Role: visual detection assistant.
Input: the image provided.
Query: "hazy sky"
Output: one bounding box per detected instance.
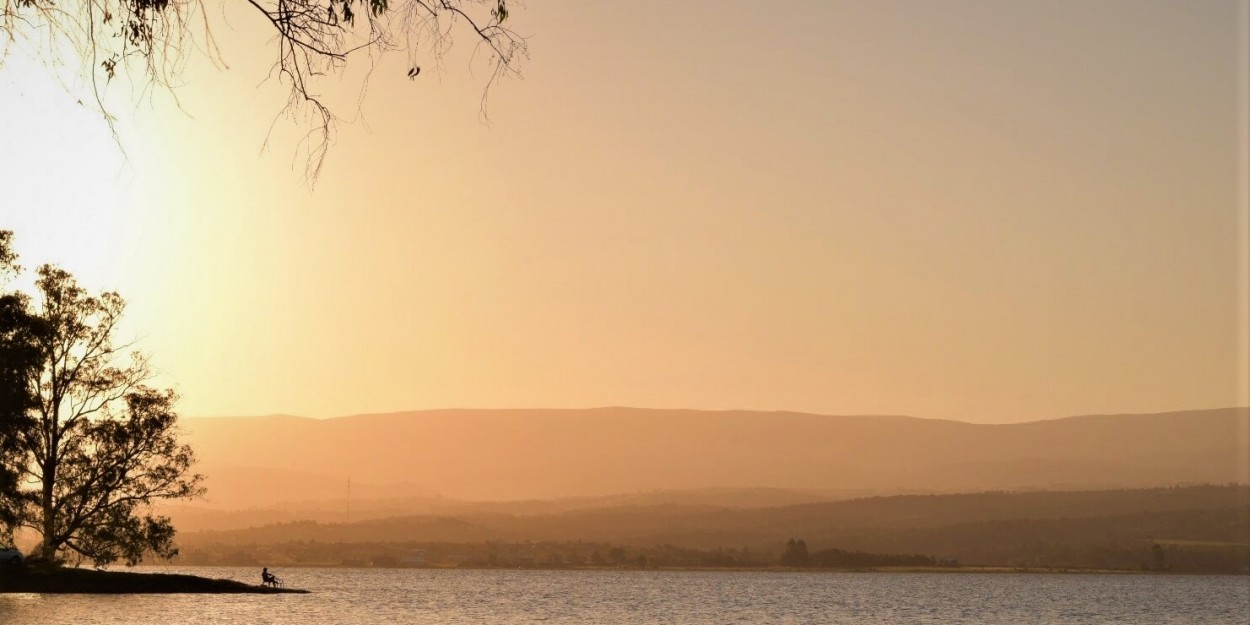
[1,1,1247,423]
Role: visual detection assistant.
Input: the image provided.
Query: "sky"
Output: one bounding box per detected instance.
[1,0,1247,423]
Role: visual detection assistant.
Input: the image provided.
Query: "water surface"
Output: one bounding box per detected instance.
[1,567,1246,624]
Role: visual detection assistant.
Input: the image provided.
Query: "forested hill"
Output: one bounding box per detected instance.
[176,485,1250,573]
[180,407,1248,505]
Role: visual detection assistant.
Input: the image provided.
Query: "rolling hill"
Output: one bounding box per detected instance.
[177,407,1249,510]
[174,485,1250,573]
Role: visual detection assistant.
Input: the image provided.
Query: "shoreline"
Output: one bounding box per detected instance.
[0,566,309,594]
[3,563,1233,594]
[141,563,1239,576]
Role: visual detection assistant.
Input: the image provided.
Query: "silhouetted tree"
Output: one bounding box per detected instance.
[608,546,626,565]
[1151,543,1166,571]
[780,538,810,567]
[0,233,42,538]
[0,231,204,564]
[1,0,527,179]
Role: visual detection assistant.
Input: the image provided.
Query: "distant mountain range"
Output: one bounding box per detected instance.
[177,407,1249,512]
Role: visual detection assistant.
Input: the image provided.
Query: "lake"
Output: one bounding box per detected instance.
[1,567,1247,624]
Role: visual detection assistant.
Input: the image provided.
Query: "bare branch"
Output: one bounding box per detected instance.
[2,0,528,182]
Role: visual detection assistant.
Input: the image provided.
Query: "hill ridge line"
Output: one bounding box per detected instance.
[184,405,1250,427]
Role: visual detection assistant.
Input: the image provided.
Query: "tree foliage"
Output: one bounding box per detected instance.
[779,537,809,567]
[0,231,204,564]
[0,232,40,538]
[0,0,527,178]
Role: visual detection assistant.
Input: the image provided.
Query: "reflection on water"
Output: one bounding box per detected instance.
[1,567,1247,625]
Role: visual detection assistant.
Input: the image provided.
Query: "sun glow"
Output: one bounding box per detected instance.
[0,48,146,294]
[2,2,1244,423]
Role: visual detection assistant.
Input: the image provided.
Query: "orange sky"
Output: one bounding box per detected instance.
[1,1,1247,423]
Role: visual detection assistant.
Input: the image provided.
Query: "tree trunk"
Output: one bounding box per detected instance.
[39,453,56,561]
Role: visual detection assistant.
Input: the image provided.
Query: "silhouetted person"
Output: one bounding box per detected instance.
[262,567,278,587]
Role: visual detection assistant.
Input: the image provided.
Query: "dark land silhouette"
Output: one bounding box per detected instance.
[171,485,1250,574]
[0,565,307,594]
